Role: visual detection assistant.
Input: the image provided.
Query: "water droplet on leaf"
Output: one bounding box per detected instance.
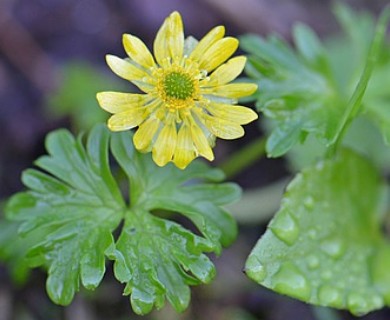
[321,238,345,259]
[307,255,319,269]
[321,270,332,280]
[318,285,343,307]
[272,262,311,300]
[245,254,266,283]
[347,293,369,316]
[303,196,315,209]
[270,211,299,245]
[316,161,325,171]
[308,229,318,240]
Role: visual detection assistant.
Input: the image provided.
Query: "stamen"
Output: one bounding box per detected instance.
[163,72,194,100]
[155,61,201,110]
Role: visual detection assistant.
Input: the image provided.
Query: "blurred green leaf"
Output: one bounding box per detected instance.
[0,218,31,284]
[242,3,390,158]
[240,30,342,157]
[330,5,390,150]
[5,125,239,315]
[324,4,376,96]
[245,149,390,316]
[293,23,327,72]
[286,116,390,173]
[365,61,390,145]
[46,61,126,130]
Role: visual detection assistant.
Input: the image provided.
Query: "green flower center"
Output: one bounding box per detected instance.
[163,72,194,100]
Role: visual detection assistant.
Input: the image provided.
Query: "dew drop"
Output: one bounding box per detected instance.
[200,70,208,79]
[370,294,384,309]
[347,293,369,316]
[269,211,299,246]
[347,292,383,315]
[316,161,325,171]
[307,255,319,269]
[318,285,343,307]
[321,270,332,280]
[244,255,267,283]
[320,238,345,259]
[308,229,318,240]
[303,196,315,209]
[272,262,311,300]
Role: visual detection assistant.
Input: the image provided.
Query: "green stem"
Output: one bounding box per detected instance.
[220,136,266,179]
[328,6,390,157]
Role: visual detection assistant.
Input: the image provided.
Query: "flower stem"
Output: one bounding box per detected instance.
[220,136,266,179]
[327,5,390,158]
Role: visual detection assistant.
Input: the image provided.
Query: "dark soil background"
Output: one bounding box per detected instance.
[0,0,389,319]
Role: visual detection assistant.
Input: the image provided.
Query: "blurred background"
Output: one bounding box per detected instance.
[0,0,389,319]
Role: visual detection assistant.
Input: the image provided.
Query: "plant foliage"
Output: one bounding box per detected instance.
[243,3,390,316]
[5,124,240,315]
[241,4,390,158]
[245,149,390,316]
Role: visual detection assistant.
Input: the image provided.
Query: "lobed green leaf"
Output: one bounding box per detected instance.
[5,124,239,314]
[6,125,124,304]
[108,130,239,313]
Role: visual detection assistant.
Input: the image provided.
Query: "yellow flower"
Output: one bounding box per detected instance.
[97,11,258,169]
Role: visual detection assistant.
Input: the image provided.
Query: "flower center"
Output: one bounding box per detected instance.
[163,72,194,100]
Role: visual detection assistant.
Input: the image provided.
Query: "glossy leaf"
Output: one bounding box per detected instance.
[6,125,124,304]
[245,149,390,315]
[5,124,239,314]
[108,129,239,314]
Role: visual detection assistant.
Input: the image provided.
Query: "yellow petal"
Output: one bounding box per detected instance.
[123,34,156,69]
[154,17,169,66]
[198,37,239,72]
[107,109,146,131]
[173,123,196,169]
[189,26,225,62]
[168,11,184,60]
[189,120,214,161]
[106,54,150,84]
[201,56,247,86]
[205,83,258,98]
[154,12,184,65]
[96,92,147,113]
[152,117,177,167]
[133,116,161,151]
[202,114,244,139]
[205,102,258,125]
